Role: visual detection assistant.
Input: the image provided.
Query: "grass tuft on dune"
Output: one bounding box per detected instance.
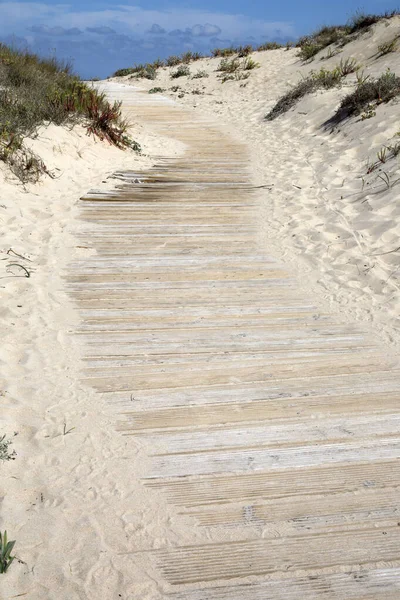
[0,44,139,182]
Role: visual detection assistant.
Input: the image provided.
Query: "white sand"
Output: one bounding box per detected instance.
[113,16,400,349]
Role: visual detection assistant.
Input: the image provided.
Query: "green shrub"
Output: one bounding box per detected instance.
[217,57,241,73]
[313,67,342,87]
[134,65,157,80]
[192,70,209,79]
[298,43,322,61]
[166,55,182,67]
[378,38,398,56]
[181,51,195,64]
[221,72,250,83]
[114,64,147,77]
[150,58,165,69]
[212,47,236,58]
[331,70,400,123]
[113,67,135,77]
[148,87,164,94]
[170,65,190,79]
[236,45,253,57]
[243,57,260,70]
[337,57,360,76]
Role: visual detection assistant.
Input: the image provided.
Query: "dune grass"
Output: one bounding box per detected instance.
[297,10,400,62]
[0,44,139,181]
[378,37,398,56]
[266,59,359,120]
[329,69,400,124]
[171,65,191,79]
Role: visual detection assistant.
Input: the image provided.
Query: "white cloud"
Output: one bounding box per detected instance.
[191,24,222,37]
[0,2,294,40]
[0,2,295,77]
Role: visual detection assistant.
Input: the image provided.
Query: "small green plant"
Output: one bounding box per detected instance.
[134,65,157,80]
[258,42,283,51]
[113,67,135,77]
[313,66,342,86]
[337,57,360,76]
[298,43,322,61]
[166,55,182,67]
[322,47,340,60]
[221,72,250,83]
[243,57,260,70]
[192,70,209,79]
[150,58,164,69]
[356,70,370,85]
[0,531,16,573]
[378,38,398,56]
[181,51,195,64]
[361,106,376,120]
[217,57,241,73]
[0,434,16,461]
[220,74,235,83]
[148,87,164,94]
[170,85,181,92]
[171,65,190,79]
[236,45,253,57]
[212,47,236,58]
[180,51,203,63]
[122,137,142,153]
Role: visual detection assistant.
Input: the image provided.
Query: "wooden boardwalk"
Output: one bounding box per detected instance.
[68,83,400,598]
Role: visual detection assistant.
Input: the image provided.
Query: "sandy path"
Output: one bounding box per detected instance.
[3,82,400,598]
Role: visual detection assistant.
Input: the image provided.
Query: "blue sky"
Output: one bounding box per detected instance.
[0,1,398,78]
